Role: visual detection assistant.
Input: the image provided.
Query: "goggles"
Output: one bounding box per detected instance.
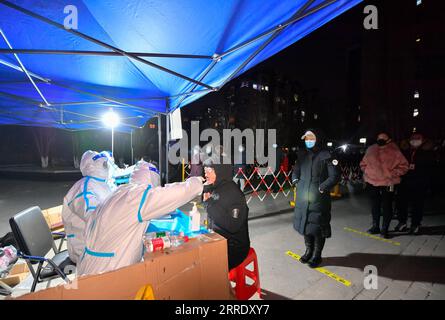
[92,153,108,161]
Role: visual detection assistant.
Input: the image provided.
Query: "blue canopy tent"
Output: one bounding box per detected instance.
[0,0,362,177]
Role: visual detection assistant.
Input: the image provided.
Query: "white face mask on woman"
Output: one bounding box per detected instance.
[410,140,422,148]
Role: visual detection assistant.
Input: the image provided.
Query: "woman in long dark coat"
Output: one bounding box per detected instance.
[292,129,340,268]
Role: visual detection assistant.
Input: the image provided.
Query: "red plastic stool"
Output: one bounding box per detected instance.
[228,247,261,300]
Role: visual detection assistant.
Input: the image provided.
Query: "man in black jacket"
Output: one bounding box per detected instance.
[203,158,250,271]
[395,133,434,234]
[292,129,340,268]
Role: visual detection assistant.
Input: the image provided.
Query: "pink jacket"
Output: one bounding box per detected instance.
[360,142,409,187]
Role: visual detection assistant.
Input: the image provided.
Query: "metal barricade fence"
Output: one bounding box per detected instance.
[180,160,364,204]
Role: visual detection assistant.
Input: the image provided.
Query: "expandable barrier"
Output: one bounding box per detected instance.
[181,161,363,204]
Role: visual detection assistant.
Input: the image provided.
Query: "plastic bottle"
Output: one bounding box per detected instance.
[144,234,189,253]
[189,202,201,232]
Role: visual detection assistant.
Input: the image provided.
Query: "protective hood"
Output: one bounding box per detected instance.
[130,160,160,187]
[79,150,109,179]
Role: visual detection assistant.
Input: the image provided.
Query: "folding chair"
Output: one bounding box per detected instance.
[9,206,76,292]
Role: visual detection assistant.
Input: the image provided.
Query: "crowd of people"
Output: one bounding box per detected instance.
[61,128,440,277]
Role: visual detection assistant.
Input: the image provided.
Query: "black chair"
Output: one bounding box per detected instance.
[9,206,76,292]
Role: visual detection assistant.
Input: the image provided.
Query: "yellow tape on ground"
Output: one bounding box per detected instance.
[285,251,352,287]
[343,227,401,246]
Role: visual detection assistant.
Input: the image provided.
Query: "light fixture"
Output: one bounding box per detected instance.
[102,110,120,128]
[327,142,333,147]
[414,91,420,99]
[360,138,367,144]
[341,144,348,152]
[413,108,419,117]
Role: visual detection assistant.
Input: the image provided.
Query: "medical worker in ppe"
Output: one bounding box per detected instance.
[101,150,136,189]
[77,160,204,276]
[62,150,113,264]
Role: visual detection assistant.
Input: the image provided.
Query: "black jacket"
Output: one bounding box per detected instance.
[400,144,434,188]
[292,146,340,238]
[204,162,250,270]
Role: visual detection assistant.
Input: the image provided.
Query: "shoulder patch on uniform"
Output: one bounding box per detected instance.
[332,159,339,166]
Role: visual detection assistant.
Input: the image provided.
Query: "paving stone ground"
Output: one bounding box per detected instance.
[1,178,444,300]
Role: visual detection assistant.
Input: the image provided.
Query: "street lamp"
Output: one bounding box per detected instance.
[102,110,120,156]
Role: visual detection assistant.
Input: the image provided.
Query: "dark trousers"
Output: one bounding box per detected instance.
[397,182,426,227]
[368,184,394,231]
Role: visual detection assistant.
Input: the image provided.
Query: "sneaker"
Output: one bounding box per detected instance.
[381,230,390,239]
[367,226,380,234]
[394,222,407,232]
[410,225,421,235]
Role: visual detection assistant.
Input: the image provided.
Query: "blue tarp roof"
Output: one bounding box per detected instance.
[0,0,361,132]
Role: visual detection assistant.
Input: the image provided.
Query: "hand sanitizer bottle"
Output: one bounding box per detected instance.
[190,202,201,232]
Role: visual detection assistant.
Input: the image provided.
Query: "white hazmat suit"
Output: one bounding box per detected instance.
[62,150,113,264]
[77,161,204,276]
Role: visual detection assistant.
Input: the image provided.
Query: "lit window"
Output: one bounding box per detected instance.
[294,94,299,102]
[314,114,318,120]
[416,0,422,6]
[265,86,269,91]
[416,38,421,43]
[360,138,367,144]
[327,142,333,147]
[414,91,420,99]
[413,109,419,117]
[358,115,361,122]
[301,110,305,117]
[253,84,258,90]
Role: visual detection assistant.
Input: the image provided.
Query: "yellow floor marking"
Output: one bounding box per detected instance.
[343,227,401,246]
[286,251,352,287]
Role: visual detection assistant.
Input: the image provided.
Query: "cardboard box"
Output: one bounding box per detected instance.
[16,232,232,300]
[1,263,30,287]
[41,205,64,231]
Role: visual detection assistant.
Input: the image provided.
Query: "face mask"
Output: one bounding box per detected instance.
[410,140,422,148]
[377,139,387,146]
[305,140,316,149]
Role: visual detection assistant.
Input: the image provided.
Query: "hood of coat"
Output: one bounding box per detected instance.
[80,150,109,179]
[203,156,233,188]
[130,160,160,187]
[302,128,326,151]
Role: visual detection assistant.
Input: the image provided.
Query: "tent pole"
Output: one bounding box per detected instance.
[157,114,162,181]
[130,130,134,165]
[0,49,212,60]
[0,28,50,106]
[165,100,170,183]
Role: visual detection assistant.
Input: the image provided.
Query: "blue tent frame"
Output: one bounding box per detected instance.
[0,0,362,180]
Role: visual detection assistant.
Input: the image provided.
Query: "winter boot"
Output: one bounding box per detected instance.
[308,236,325,268]
[367,224,380,234]
[300,235,314,264]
